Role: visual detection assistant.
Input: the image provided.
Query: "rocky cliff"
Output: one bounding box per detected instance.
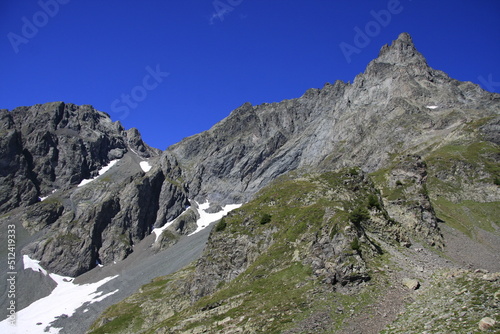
[167,32,498,206]
[0,102,192,276]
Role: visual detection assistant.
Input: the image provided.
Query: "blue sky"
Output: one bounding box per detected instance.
[1,0,499,149]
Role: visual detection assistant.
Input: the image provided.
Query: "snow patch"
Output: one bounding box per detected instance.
[39,189,58,202]
[140,161,152,172]
[77,159,120,187]
[152,201,242,241]
[23,255,48,275]
[0,256,119,334]
[189,201,242,236]
[152,206,191,243]
[426,105,439,109]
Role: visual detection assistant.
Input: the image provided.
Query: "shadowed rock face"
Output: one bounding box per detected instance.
[1,33,499,278]
[0,102,159,212]
[0,102,189,276]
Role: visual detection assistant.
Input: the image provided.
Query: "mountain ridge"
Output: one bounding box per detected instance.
[166,32,498,206]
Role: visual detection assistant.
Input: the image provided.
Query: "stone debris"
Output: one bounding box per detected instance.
[478,317,496,331]
[402,278,420,290]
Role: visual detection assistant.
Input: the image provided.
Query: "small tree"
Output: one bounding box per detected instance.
[349,206,370,227]
[350,237,361,252]
[367,194,381,211]
[260,213,272,225]
[348,167,359,176]
[215,217,227,232]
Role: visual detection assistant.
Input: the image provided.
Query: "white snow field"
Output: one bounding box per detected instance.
[0,256,118,334]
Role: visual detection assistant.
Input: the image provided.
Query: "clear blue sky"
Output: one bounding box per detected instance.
[1,0,499,149]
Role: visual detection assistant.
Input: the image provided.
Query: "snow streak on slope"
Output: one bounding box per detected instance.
[0,256,118,334]
[152,201,242,242]
[152,206,191,242]
[189,201,242,236]
[39,189,58,202]
[77,159,120,187]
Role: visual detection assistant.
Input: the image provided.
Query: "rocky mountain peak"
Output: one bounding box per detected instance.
[375,32,426,66]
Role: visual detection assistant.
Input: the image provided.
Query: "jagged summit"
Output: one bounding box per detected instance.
[376,32,426,65]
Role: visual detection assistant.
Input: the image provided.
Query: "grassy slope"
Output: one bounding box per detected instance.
[424,139,499,238]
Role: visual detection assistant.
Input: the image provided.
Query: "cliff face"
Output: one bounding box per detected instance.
[0,102,158,212]
[0,102,192,276]
[168,32,498,206]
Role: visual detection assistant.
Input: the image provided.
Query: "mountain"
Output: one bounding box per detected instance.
[1,33,499,333]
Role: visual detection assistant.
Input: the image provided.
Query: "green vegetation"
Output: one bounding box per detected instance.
[350,237,361,252]
[259,213,272,225]
[367,194,382,210]
[432,198,499,237]
[369,136,500,245]
[348,167,359,176]
[214,217,227,232]
[349,206,370,227]
[57,232,80,245]
[425,140,499,185]
[424,140,500,238]
[88,265,194,334]
[89,302,144,334]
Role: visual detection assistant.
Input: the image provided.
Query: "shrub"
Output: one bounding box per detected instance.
[396,180,403,186]
[349,207,370,226]
[350,237,361,252]
[215,218,227,232]
[348,167,359,176]
[367,194,381,210]
[494,177,500,186]
[259,213,272,225]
